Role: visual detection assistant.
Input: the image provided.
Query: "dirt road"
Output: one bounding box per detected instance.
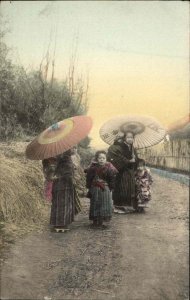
[1,174,189,300]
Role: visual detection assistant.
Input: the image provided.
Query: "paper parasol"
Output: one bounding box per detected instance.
[26,115,92,160]
[99,115,166,149]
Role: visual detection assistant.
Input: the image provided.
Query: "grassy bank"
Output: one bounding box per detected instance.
[0,142,50,253]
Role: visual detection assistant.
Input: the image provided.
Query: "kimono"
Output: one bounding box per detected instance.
[50,150,81,228]
[107,141,139,210]
[86,162,118,222]
[135,168,153,206]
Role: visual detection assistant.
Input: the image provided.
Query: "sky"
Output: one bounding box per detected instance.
[1,1,189,148]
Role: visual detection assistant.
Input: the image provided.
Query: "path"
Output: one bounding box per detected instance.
[1,174,189,300]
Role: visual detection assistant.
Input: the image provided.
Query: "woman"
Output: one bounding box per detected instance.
[50,149,81,232]
[107,132,139,213]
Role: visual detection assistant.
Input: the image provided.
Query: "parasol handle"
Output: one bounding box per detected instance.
[132,146,136,160]
[131,146,136,171]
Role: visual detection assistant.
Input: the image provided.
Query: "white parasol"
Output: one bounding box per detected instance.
[99,115,166,149]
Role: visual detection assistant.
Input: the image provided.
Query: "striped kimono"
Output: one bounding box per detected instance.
[107,141,139,211]
[86,162,118,222]
[50,150,81,228]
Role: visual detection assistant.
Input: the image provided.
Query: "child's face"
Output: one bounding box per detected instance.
[138,165,145,173]
[97,153,107,165]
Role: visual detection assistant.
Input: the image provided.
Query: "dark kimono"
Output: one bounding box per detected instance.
[107,141,139,210]
[50,150,81,228]
[86,162,118,222]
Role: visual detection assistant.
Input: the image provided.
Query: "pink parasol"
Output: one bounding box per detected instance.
[26,115,92,160]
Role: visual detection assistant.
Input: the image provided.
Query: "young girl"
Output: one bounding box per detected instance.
[86,150,118,227]
[135,159,153,211]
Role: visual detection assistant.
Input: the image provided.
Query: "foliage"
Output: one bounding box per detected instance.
[78,146,95,168]
[0,17,89,140]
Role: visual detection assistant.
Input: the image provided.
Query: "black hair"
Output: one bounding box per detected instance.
[113,132,135,145]
[57,149,72,160]
[123,131,135,138]
[94,150,107,161]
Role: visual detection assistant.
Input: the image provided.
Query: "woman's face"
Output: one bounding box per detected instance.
[125,132,134,144]
[97,153,107,165]
[71,146,77,155]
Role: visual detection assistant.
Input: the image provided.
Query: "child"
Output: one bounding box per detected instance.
[86,150,118,227]
[42,157,57,202]
[135,159,153,211]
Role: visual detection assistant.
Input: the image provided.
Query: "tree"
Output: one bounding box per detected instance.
[0,18,90,140]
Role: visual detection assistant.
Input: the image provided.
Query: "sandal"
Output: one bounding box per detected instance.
[54,227,70,233]
[114,208,126,214]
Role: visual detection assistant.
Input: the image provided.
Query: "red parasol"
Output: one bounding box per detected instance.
[25,116,92,160]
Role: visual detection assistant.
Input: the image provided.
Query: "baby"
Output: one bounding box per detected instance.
[42,157,57,202]
[135,159,153,209]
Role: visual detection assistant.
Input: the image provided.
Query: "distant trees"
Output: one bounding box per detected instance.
[0,16,89,140]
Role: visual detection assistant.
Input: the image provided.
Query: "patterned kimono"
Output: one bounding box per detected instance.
[135,168,153,206]
[107,141,139,210]
[86,162,118,222]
